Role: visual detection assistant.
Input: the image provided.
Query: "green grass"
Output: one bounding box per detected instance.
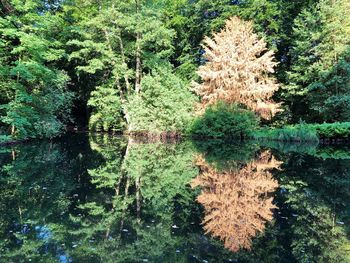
[309,122,350,138]
[253,122,350,142]
[253,125,319,142]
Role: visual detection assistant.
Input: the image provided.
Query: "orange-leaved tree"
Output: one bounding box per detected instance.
[194,17,281,119]
[191,151,281,252]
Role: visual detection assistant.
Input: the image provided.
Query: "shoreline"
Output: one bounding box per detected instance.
[2,131,350,147]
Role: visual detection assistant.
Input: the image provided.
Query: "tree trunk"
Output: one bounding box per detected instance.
[0,0,14,15]
[136,176,141,221]
[11,125,15,136]
[135,0,142,94]
[118,32,131,94]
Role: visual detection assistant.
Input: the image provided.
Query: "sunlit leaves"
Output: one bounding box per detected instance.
[194,17,281,119]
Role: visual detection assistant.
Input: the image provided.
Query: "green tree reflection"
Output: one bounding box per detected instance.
[0,141,76,262]
[276,154,350,262]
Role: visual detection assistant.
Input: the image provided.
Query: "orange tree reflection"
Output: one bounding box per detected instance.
[192,150,281,252]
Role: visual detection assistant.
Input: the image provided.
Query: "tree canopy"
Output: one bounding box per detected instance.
[0,0,349,140]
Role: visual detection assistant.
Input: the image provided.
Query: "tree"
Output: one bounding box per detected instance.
[125,67,196,135]
[284,0,350,123]
[0,0,73,139]
[194,17,281,119]
[87,85,124,132]
[192,151,280,252]
[65,0,179,132]
[163,0,286,81]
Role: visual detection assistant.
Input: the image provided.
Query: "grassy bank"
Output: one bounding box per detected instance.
[253,122,350,143]
[253,125,319,142]
[3,122,350,146]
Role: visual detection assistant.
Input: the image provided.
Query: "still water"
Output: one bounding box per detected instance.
[0,133,350,262]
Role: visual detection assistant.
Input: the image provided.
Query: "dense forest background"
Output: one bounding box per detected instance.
[1,0,350,141]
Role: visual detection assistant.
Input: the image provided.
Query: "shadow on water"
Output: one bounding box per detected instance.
[0,134,350,262]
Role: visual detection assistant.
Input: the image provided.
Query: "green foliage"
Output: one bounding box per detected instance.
[283,0,350,123]
[87,85,125,132]
[192,139,258,170]
[0,135,11,144]
[126,67,196,134]
[0,0,74,140]
[255,122,350,142]
[310,122,350,138]
[190,102,258,139]
[253,125,319,142]
[1,0,349,140]
[1,84,73,139]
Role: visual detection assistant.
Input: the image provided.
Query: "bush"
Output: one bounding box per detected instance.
[310,122,350,138]
[126,67,197,135]
[253,122,350,142]
[88,85,125,132]
[253,125,319,143]
[189,102,259,139]
[0,86,74,140]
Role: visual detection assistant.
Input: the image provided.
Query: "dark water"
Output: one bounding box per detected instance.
[1,134,350,263]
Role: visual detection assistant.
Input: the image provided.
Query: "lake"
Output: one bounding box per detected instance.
[0,133,349,262]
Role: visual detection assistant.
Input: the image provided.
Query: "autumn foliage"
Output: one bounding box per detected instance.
[192,151,281,252]
[194,17,281,119]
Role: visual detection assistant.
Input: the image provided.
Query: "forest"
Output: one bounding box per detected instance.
[1,0,350,142]
[2,1,350,261]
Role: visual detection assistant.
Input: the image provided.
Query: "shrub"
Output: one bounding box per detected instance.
[253,122,350,142]
[88,85,125,132]
[310,122,350,138]
[126,68,197,135]
[0,87,73,140]
[189,102,259,139]
[253,125,319,142]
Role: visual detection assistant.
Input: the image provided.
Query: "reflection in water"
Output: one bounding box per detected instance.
[0,134,350,262]
[66,134,200,262]
[192,151,281,252]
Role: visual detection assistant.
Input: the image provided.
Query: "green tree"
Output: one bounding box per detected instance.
[65,0,181,132]
[87,85,124,132]
[0,0,74,139]
[126,67,196,135]
[283,0,350,123]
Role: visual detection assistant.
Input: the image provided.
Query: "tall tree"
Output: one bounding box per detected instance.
[65,0,177,132]
[284,0,350,123]
[163,0,284,81]
[194,17,281,119]
[0,0,73,139]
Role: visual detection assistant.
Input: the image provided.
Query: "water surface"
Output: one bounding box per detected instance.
[0,134,350,262]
